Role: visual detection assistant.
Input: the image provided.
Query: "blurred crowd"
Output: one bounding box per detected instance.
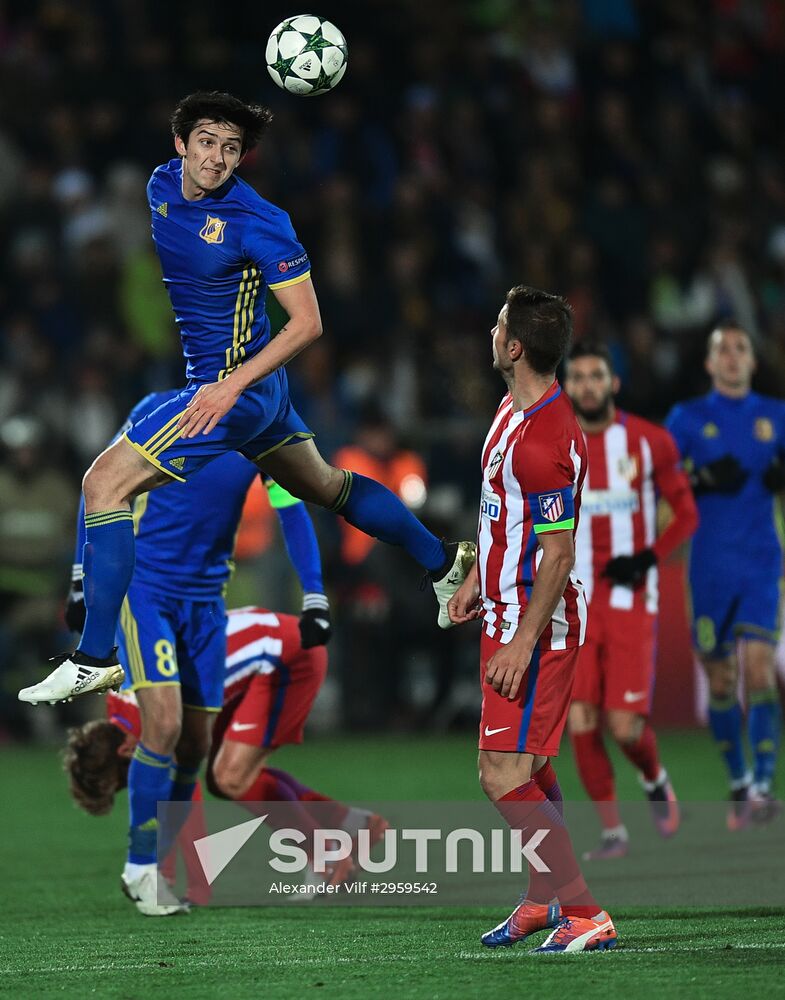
[2,0,785,734]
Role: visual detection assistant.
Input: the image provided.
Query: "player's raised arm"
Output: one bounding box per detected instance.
[649,428,699,561]
[179,278,322,439]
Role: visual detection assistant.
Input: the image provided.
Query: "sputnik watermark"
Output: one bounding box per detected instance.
[192,817,550,886]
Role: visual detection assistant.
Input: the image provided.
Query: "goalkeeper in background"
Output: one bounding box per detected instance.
[666,322,784,827]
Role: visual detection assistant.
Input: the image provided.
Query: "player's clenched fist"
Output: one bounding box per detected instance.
[447,566,482,625]
[484,640,534,701]
[178,379,242,438]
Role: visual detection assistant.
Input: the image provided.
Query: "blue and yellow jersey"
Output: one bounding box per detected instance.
[148,158,311,384]
[666,390,785,573]
[124,392,255,597]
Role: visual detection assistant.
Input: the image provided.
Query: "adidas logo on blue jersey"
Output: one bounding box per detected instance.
[156,202,168,217]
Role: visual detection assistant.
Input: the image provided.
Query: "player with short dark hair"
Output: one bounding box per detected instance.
[667,324,784,827]
[565,340,698,859]
[448,286,617,954]
[169,90,273,156]
[19,90,474,706]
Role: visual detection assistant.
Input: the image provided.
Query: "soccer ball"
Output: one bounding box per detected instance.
[265,15,348,97]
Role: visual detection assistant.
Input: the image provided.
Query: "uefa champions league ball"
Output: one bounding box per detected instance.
[265,15,348,96]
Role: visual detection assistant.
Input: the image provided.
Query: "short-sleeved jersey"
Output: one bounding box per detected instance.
[575,412,696,614]
[477,383,588,650]
[108,608,301,736]
[126,391,258,599]
[666,390,785,574]
[148,158,311,383]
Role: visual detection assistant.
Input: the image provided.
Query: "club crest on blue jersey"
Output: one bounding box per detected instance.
[755,417,775,441]
[539,493,565,522]
[199,215,227,244]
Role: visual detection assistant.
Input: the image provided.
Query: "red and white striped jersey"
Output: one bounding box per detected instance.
[107,607,302,737]
[574,411,696,614]
[477,382,588,650]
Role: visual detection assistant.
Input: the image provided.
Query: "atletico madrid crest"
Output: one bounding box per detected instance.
[539,493,564,522]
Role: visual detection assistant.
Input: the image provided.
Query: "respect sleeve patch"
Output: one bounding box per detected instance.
[529,487,575,533]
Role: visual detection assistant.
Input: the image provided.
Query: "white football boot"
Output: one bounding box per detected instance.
[18,651,124,705]
[121,866,189,917]
[432,540,477,629]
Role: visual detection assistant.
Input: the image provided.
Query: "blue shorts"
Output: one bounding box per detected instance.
[123,368,312,482]
[689,566,782,656]
[116,581,227,711]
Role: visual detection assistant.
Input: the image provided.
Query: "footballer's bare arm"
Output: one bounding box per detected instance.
[178,278,323,438]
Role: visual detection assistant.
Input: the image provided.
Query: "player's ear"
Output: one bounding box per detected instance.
[508,338,523,361]
[174,133,187,157]
[116,732,136,760]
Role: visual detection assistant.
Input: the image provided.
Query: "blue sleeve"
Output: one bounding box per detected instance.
[275,502,324,595]
[73,493,86,582]
[242,208,310,290]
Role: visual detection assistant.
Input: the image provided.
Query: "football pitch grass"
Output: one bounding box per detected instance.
[1,731,783,999]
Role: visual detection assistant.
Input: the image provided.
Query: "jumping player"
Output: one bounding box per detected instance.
[666,323,784,826]
[19,90,474,706]
[56,388,333,914]
[565,341,698,859]
[448,287,616,954]
[64,606,382,913]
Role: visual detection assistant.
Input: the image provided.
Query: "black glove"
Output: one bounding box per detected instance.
[689,454,747,495]
[65,579,86,633]
[763,450,785,493]
[603,548,657,587]
[299,602,332,649]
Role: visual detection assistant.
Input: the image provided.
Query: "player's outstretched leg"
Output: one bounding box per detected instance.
[19,438,168,704]
[328,470,476,626]
[259,442,476,626]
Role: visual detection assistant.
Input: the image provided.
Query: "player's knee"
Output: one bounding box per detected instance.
[704,659,736,699]
[176,734,210,771]
[210,761,252,800]
[745,657,775,692]
[568,702,598,735]
[83,454,121,509]
[608,714,642,746]
[140,715,181,756]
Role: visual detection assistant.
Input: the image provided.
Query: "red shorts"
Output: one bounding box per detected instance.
[478,631,579,756]
[572,602,656,714]
[212,645,327,751]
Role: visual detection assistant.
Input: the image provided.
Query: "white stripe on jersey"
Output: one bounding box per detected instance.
[478,402,523,640]
[226,635,283,670]
[498,433,525,611]
[606,423,635,611]
[640,435,659,614]
[226,608,280,635]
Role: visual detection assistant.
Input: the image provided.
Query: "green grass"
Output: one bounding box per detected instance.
[1,733,782,999]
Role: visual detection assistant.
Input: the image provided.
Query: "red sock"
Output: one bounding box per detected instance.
[496,776,597,915]
[266,767,349,828]
[236,769,321,851]
[571,729,622,830]
[619,723,661,783]
[533,760,563,816]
